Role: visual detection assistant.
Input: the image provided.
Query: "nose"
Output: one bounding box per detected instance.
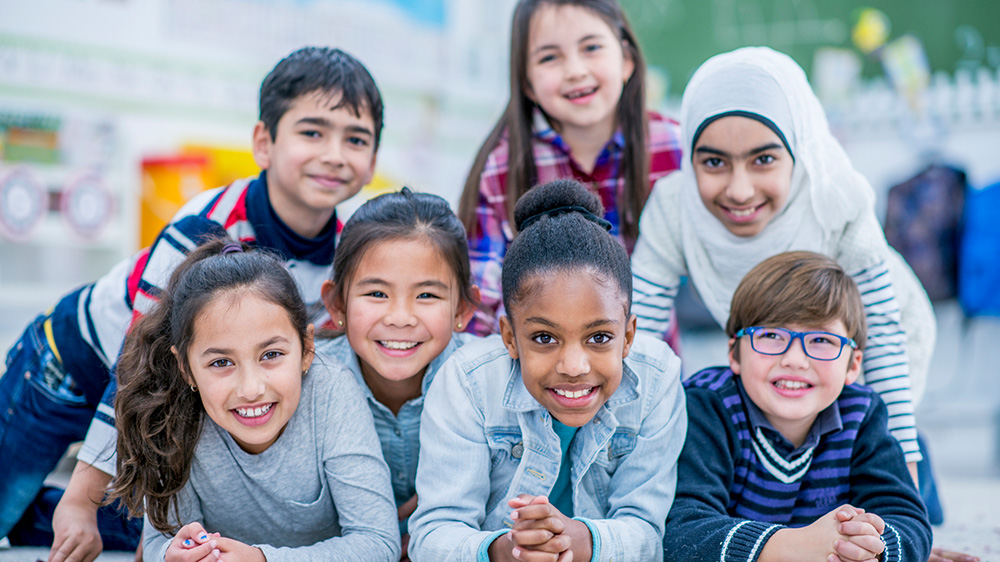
[725,166,755,204]
[555,343,590,377]
[779,335,811,369]
[384,298,418,328]
[321,137,345,167]
[237,367,266,402]
[564,53,587,81]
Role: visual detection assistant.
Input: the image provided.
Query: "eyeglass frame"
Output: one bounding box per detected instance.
[734,326,858,361]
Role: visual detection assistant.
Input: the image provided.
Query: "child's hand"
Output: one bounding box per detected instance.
[504,495,588,562]
[214,537,266,562]
[929,547,981,562]
[398,494,418,521]
[761,505,860,562]
[833,507,885,562]
[166,523,220,562]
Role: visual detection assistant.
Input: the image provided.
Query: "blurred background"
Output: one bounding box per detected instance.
[1,0,998,558]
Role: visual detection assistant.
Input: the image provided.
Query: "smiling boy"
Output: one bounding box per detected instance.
[0,46,384,561]
[663,251,931,562]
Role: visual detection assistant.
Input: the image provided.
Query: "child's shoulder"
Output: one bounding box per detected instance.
[683,365,737,392]
[625,332,681,378]
[447,334,511,375]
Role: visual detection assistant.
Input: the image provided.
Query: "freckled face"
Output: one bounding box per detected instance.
[500,269,636,427]
[693,115,794,237]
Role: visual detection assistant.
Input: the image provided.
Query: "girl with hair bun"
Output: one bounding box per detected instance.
[409,179,687,562]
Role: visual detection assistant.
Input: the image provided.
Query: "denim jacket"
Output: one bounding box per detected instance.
[409,333,686,562]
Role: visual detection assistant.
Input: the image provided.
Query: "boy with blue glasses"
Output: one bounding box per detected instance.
[664,251,931,562]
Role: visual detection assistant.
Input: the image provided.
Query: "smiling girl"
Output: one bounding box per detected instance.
[110,239,399,562]
[409,179,687,562]
[630,47,935,476]
[457,0,682,338]
[318,188,480,558]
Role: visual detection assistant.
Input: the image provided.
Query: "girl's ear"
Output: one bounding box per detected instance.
[727,337,742,375]
[621,313,637,359]
[321,280,346,328]
[171,345,193,386]
[844,348,863,385]
[302,324,316,374]
[455,285,481,331]
[499,315,519,360]
[621,41,636,84]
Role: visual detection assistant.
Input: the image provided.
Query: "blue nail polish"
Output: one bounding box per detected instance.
[183,539,193,547]
[199,533,208,541]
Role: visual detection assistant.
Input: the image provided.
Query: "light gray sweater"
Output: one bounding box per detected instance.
[144,357,400,562]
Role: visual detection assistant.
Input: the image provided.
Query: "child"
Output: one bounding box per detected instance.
[409,179,687,562]
[317,187,480,556]
[457,0,683,336]
[663,251,931,562]
[109,239,399,561]
[0,46,383,560]
[630,47,934,471]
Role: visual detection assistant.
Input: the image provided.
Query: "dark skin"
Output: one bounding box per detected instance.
[488,495,590,562]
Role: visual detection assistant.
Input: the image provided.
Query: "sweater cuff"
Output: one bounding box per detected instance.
[572,517,601,562]
[720,520,784,562]
[879,523,903,562]
[477,529,510,562]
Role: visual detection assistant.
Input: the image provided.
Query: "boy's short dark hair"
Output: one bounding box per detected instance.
[259,46,384,149]
[726,251,866,359]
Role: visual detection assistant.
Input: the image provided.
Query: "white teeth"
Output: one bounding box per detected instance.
[236,403,272,418]
[553,387,594,399]
[729,207,757,217]
[566,86,597,99]
[380,340,418,350]
[774,380,810,390]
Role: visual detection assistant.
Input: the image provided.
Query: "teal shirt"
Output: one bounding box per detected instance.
[550,418,578,517]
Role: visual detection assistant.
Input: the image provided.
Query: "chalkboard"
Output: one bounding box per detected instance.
[621,0,1000,97]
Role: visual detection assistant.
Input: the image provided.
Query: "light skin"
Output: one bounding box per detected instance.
[692,115,793,238]
[524,4,634,173]
[494,268,636,561]
[50,89,374,561]
[164,291,314,561]
[322,235,477,557]
[731,321,884,562]
[252,91,378,239]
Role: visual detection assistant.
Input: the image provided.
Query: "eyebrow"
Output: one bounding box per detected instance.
[294,117,373,137]
[523,317,617,329]
[531,33,604,56]
[200,336,289,357]
[694,143,785,159]
[356,278,449,290]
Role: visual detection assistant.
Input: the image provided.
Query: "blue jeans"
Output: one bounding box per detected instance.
[5,486,140,550]
[916,432,944,525]
[0,315,97,539]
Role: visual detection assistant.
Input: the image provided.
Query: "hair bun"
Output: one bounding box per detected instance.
[513,179,605,232]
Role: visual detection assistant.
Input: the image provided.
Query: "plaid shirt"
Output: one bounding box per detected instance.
[467,110,683,335]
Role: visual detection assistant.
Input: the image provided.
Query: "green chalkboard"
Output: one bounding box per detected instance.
[621,0,1000,97]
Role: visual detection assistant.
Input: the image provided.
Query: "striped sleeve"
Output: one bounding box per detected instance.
[851,261,921,463]
[632,271,679,338]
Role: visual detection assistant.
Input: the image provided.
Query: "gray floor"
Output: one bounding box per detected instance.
[2,300,999,560]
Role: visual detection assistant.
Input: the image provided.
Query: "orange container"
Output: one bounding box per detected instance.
[139,155,211,248]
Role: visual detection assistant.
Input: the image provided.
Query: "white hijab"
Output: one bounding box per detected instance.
[676,47,880,325]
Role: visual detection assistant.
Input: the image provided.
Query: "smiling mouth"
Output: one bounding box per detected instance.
[552,387,596,399]
[235,403,274,418]
[565,86,598,100]
[379,340,420,351]
[773,380,812,390]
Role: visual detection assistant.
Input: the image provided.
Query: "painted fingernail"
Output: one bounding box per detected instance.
[199,533,209,541]
[182,539,193,547]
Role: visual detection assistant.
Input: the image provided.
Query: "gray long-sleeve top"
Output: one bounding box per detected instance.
[144,357,400,562]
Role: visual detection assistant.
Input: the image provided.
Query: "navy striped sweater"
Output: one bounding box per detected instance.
[664,366,931,562]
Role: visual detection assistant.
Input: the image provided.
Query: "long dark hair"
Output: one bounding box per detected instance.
[458,0,649,245]
[108,238,309,534]
[330,187,478,310]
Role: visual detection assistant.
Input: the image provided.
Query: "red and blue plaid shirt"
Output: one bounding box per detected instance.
[466,110,683,335]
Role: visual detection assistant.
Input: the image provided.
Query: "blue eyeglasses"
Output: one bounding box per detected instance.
[735,327,857,361]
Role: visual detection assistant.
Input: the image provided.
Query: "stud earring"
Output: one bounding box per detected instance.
[456,322,463,331]
[337,319,344,327]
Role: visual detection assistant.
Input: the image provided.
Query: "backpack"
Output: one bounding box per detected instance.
[959,179,1000,317]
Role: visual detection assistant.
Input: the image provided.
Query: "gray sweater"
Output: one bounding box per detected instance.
[144,357,400,561]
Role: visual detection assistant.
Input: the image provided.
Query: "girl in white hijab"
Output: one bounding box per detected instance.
[631,47,934,470]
